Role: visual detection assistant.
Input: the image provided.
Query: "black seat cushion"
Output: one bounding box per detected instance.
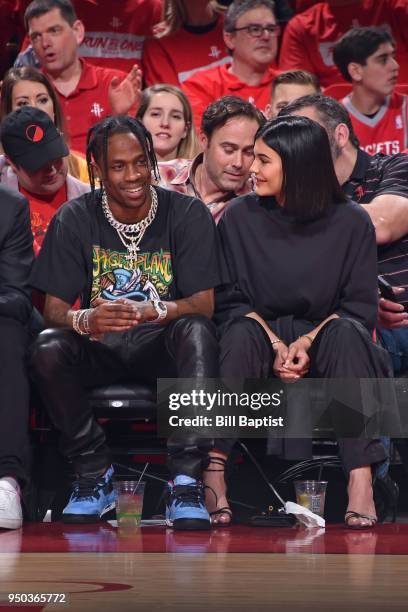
[88,382,156,419]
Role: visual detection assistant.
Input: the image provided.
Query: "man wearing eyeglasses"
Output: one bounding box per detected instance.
[182,0,280,130]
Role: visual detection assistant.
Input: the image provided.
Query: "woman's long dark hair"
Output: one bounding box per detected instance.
[255,115,346,222]
[0,66,64,132]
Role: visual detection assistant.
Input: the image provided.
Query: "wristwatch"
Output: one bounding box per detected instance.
[151,299,167,323]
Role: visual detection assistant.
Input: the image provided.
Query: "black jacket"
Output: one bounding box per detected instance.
[0,185,33,324]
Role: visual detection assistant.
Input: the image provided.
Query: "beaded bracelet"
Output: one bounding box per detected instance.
[82,309,91,334]
[72,309,90,335]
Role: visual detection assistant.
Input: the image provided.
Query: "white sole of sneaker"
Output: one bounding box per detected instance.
[63,500,117,524]
[101,501,116,517]
[165,517,211,530]
[0,517,22,529]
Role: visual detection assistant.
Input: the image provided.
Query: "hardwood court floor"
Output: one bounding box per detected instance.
[1,524,408,611]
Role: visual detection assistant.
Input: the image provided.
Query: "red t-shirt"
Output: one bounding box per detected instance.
[293,0,319,12]
[142,17,231,86]
[20,182,68,255]
[343,92,408,155]
[75,0,162,73]
[279,0,408,87]
[49,59,126,154]
[182,64,279,130]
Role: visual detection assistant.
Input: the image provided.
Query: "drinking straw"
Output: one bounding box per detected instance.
[132,462,149,494]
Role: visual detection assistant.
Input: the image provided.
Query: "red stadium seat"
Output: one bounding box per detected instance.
[323,83,352,100]
[324,82,408,100]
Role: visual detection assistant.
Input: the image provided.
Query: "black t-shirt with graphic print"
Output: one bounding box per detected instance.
[30,186,224,307]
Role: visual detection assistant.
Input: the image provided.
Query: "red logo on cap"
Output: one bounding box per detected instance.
[25,124,44,143]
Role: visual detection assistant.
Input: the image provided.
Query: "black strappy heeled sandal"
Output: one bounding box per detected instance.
[204,456,233,527]
[344,510,377,530]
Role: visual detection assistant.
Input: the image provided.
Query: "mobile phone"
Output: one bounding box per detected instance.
[249,511,296,528]
[378,275,398,302]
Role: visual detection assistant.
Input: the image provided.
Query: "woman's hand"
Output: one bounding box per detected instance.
[272,342,298,381]
[276,337,311,380]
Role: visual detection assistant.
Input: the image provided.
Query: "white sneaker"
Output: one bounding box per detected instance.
[0,480,22,529]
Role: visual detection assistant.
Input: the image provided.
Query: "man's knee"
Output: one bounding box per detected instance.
[168,314,217,341]
[29,328,80,377]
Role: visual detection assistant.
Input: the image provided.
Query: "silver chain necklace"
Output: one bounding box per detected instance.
[101,186,158,267]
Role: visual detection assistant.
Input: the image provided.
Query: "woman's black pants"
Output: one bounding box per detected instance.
[218,317,389,472]
[29,315,219,479]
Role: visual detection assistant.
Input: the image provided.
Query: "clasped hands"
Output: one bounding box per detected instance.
[87,298,155,338]
[272,336,311,381]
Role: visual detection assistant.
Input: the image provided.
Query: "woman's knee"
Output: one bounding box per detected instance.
[220,316,269,353]
[320,317,371,347]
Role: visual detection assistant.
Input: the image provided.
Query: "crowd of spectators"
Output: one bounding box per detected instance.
[0,0,408,533]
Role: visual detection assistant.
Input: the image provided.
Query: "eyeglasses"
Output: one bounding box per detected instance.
[231,23,281,38]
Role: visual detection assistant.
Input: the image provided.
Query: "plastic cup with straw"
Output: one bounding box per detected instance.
[114,462,149,527]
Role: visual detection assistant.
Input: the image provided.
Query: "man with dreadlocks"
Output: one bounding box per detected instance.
[29,115,224,530]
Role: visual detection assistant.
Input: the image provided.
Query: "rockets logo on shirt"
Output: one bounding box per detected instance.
[110,17,122,29]
[343,92,408,157]
[90,103,105,118]
[209,46,221,59]
[363,141,401,155]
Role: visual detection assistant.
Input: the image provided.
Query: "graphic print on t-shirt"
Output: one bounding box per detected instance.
[91,246,173,304]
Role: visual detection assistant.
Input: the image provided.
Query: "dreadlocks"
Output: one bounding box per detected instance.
[86,115,160,194]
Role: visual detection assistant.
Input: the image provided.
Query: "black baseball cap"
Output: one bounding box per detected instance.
[0,106,69,172]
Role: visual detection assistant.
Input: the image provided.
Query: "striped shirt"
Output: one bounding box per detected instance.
[343,149,408,306]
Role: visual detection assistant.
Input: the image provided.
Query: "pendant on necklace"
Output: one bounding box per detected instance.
[125,242,140,267]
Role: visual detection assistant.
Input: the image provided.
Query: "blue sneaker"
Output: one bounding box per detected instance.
[62,465,116,524]
[166,475,210,531]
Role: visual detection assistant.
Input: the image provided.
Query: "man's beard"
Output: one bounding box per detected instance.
[329,136,342,161]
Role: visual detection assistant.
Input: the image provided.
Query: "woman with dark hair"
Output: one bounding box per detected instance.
[209,115,394,528]
[0,67,88,183]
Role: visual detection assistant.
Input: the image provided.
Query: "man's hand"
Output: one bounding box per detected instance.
[88,297,141,334]
[378,287,408,329]
[116,298,157,324]
[108,65,142,115]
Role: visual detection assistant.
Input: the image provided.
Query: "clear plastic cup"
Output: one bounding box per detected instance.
[114,479,146,527]
[294,480,328,517]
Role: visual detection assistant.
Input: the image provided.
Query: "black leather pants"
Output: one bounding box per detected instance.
[29,315,219,479]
